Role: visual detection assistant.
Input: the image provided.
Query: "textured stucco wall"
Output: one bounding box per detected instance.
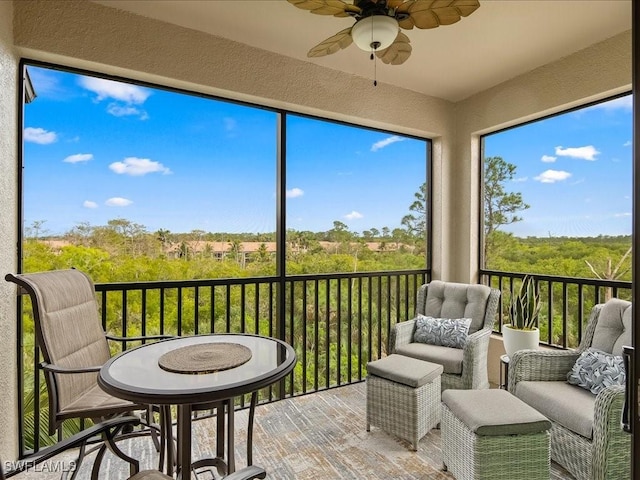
[448,30,632,284]
[0,0,19,462]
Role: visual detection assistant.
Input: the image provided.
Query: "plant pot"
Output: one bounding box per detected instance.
[502,324,540,359]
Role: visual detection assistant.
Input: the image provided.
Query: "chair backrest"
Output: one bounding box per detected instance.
[416,280,500,334]
[5,269,111,430]
[581,298,632,356]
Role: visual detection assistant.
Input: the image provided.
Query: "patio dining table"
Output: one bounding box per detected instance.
[98,333,296,479]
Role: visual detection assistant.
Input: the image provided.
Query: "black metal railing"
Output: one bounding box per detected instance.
[17,269,428,456]
[20,268,629,455]
[481,269,632,349]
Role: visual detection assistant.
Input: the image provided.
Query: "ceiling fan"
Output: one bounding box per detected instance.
[287,0,481,65]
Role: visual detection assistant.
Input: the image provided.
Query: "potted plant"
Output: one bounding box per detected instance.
[502,275,542,358]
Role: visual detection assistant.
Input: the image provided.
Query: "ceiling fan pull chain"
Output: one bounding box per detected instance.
[373,53,378,87]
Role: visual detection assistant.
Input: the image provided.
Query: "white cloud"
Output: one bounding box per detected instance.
[105,197,133,207]
[554,145,599,161]
[83,200,98,208]
[624,140,632,147]
[614,212,632,217]
[344,211,363,220]
[107,103,149,120]
[224,117,237,132]
[371,135,404,152]
[541,155,556,163]
[79,76,150,104]
[24,127,57,144]
[27,68,64,98]
[286,188,304,198]
[593,96,633,111]
[534,170,572,183]
[109,157,172,176]
[64,153,93,164]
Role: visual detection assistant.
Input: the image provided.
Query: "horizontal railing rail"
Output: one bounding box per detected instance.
[481,269,632,349]
[17,269,429,457]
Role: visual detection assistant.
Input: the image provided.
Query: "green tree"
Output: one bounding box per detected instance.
[328,221,351,249]
[156,228,172,254]
[401,182,427,238]
[253,243,271,263]
[26,220,48,240]
[484,156,529,264]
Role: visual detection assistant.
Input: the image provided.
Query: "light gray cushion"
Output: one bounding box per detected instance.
[442,389,551,436]
[514,380,596,439]
[366,354,443,388]
[567,347,626,395]
[591,298,632,356]
[395,343,464,374]
[421,281,491,334]
[413,315,471,349]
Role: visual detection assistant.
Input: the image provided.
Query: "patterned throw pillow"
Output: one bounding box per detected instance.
[566,347,626,395]
[413,315,472,349]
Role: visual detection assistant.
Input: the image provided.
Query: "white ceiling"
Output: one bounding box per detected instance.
[93,0,631,102]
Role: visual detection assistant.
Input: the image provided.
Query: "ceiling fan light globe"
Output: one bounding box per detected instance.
[351,15,399,52]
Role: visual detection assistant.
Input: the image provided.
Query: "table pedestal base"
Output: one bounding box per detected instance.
[161,392,259,479]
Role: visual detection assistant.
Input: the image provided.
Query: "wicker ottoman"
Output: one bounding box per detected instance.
[441,389,551,480]
[366,354,443,450]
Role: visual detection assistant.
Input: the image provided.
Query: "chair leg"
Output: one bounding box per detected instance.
[102,425,140,477]
[145,405,161,452]
[67,439,87,480]
[90,444,107,480]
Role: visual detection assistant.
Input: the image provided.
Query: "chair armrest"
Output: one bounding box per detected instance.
[40,362,101,374]
[508,349,579,392]
[460,327,492,389]
[592,385,631,479]
[390,319,416,353]
[465,326,491,346]
[106,334,174,344]
[224,466,267,480]
[3,416,140,476]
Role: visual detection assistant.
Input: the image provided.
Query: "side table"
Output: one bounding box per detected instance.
[499,354,510,390]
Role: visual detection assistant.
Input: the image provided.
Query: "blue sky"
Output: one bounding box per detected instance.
[24,66,631,238]
[23,66,426,236]
[484,95,632,238]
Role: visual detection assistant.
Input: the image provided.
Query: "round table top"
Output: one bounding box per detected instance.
[99,333,296,405]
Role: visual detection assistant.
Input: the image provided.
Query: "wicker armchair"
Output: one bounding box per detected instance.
[508,299,631,480]
[390,281,500,391]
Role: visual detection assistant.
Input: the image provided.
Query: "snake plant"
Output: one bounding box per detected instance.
[508,275,541,330]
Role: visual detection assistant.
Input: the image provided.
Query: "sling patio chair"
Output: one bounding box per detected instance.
[5,269,171,479]
[0,415,266,479]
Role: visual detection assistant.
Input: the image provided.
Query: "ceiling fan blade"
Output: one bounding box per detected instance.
[386,0,406,7]
[307,27,354,58]
[376,32,412,65]
[397,0,480,30]
[287,0,361,17]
